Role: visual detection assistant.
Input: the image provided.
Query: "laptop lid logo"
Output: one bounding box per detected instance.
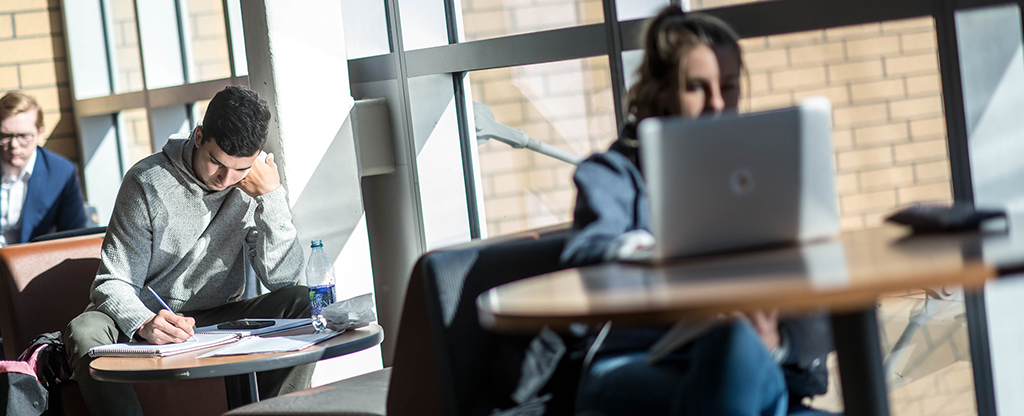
[729,168,755,196]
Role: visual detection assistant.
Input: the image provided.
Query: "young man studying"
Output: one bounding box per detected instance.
[65,86,312,416]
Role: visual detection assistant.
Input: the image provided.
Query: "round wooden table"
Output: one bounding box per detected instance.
[478,226,1001,416]
[91,324,384,409]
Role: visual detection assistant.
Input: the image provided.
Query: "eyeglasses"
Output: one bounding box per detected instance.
[0,132,37,148]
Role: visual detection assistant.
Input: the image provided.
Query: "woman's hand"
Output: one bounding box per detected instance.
[734,309,780,351]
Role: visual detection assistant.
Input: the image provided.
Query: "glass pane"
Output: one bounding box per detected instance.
[64,0,112,99]
[150,105,190,151]
[183,0,232,82]
[618,0,671,21]
[460,0,604,42]
[469,57,616,236]
[341,0,391,58]
[137,0,186,89]
[740,17,951,232]
[80,114,120,224]
[226,0,248,76]
[408,74,472,249]
[192,99,211,125]
[956,4,1024,209]
[119,108,152,168]
[687,0,772,11]
[399,0,449,50]
[107,0,144,93]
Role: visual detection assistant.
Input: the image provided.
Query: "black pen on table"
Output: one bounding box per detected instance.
[146,285,197,342]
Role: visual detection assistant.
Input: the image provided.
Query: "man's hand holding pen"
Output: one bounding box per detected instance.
[140,286,196,344]
[138,310,197,345]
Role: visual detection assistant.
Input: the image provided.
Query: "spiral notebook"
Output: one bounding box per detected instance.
[88,333,241,358]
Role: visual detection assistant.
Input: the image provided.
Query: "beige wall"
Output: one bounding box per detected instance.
[0,0,79,167]
[463,3,953,236]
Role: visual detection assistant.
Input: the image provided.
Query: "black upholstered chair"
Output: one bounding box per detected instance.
[224,224,572,416]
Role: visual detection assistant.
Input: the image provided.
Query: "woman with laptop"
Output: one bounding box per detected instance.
[561,6,835,416]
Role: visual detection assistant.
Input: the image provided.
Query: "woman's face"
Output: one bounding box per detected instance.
[677,44,741,119]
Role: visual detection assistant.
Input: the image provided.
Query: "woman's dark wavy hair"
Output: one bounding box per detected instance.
[626,7,743,123]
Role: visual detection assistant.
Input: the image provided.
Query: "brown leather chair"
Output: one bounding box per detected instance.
[0,234,228,416]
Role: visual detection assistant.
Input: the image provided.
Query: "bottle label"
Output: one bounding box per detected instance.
[309,284,336,313]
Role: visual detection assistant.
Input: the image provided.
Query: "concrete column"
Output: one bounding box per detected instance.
[240,0,381,383]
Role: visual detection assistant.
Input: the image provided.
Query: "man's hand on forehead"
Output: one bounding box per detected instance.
[234,152,281,197]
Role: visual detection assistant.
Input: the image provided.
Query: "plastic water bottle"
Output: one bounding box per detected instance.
[306,240,336,331]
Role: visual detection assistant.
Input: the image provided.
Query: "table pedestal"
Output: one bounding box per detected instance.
[832,309,889,416]
[224,372,259,409]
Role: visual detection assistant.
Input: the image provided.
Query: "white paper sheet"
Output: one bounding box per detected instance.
[196,331,342,358]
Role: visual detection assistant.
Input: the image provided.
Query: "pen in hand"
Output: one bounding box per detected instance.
[146,286,197,342]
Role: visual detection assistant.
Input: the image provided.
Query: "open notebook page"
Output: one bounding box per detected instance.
[88,333,240,358]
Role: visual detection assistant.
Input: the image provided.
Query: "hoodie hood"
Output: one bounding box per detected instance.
[162,130,218,193]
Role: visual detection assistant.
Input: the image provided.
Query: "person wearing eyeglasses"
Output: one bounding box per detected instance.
[0,91,87,245]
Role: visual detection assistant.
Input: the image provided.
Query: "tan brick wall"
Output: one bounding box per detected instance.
[186,0,231,81]
[465,6,953,236]
[109,0,143,92]
[470,56,616,235]
[460,0,603,41]
[0,0,79,168]
[735,17,952,231]
[121,107,151,167]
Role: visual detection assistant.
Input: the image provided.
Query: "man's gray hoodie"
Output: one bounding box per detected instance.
[86,137,304,338]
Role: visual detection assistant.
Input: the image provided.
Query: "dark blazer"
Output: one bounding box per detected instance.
[10,147,88,244]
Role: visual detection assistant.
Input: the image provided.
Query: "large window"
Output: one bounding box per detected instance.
[470,57,616,235]
[63,0,248,223]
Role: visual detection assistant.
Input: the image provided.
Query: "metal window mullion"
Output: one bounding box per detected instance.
[221,0,239,84]
[934,2,995,415]
[603,0,627,130]
[384,0,428,254]
[110,112,127,176]
[130,0,153,174]
[443,0,481,240]
[934,1,974,205]
[405,24,609,77]
[98,0,118,95]
[173,0,192,84]
[164,0,191,151]
[60,1,92,196]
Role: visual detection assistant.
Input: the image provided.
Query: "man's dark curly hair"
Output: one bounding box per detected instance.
[201,86,271,157]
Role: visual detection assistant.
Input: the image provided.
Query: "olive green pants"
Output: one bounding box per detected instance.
[65,286,314,416]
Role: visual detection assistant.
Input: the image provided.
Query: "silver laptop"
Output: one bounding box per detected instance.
[637,97,839,261]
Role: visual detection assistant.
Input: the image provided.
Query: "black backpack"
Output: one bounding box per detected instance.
[0,332,73,416]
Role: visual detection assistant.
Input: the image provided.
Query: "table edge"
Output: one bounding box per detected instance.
[90,324,384,383]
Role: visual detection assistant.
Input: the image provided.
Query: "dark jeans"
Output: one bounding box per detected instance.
[576,321,789,416]
[65,286,314,416]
